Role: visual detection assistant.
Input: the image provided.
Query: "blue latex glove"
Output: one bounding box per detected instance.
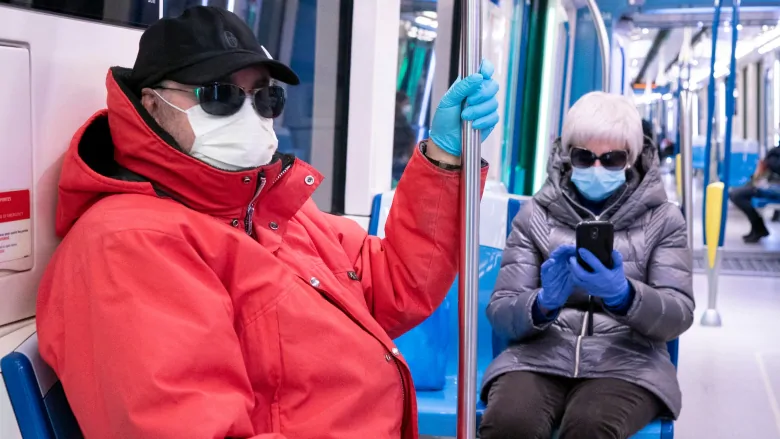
[569,249,631,308]
[429,59,500,157]
[536,245,578,313]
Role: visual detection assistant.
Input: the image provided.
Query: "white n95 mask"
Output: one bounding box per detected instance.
[154,91,278,170]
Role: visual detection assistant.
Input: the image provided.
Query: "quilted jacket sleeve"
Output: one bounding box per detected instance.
[606,203,695,341]
[485,201,552,342]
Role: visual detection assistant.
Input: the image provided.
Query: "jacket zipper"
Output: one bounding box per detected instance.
[573,309,589,377]
[244,175,266,235]
[243,163,293,236]
[391,352,406,432]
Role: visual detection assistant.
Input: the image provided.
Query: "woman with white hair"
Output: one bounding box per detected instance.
[478,92,694,439]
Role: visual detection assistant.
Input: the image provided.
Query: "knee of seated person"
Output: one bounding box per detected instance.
[729,188,749,202]
[480,404,553,439]
[559,406,622,439]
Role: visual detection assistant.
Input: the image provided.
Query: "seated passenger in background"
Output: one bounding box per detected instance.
[641,119,655,152]
[729,139,780,243]
[479,92,694,439]
[36,7,500,439]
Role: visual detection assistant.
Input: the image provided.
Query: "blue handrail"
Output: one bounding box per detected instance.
[719,0,740,246]
[702,0,721,245]
[675,75,682,156]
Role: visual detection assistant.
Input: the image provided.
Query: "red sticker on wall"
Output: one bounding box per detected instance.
[0,190,32,264]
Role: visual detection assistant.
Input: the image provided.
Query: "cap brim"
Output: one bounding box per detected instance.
[166,51,300,86]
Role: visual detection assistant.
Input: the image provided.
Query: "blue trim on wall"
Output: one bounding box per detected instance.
[367,194,382,236]
[569,8,612,105]
[506,198,522,236]
[558,21,571,136]
[619,44,626,94]
[508,0,532,195]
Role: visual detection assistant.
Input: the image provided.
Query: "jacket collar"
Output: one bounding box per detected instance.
[55,67,322,236]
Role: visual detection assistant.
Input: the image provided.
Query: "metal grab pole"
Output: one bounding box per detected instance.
[457,0,481,438]
[584,0,610,91]
[702,0,722,244]
[679,85,695,251]
[718,0,740,248]
[702,0,740,327]
[679,28,695,251]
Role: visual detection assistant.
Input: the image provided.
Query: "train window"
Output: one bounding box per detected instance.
[219,0,353,213]
[0,0,158,27]
[392,5,437,186]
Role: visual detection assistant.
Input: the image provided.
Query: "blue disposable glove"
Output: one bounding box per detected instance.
[536,245,578,313]
[429,59,500,157]
[569,249,631,309]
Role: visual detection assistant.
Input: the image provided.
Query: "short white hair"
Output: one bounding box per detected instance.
[561,92,643,165]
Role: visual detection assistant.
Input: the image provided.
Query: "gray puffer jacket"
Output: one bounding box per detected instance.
[481,140,694,418]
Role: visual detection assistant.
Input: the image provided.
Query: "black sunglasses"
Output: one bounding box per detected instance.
[570,147,628,171]
[157,83,286,118]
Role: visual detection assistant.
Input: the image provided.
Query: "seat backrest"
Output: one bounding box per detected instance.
[1,333,82,439]
[368,189,527,388]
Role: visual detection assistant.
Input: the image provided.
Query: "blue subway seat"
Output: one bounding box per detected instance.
[1,333,83,439]
[691,144,705,171]
[369,188,676,439]
[751,186,780,209]
[718,152,759,188]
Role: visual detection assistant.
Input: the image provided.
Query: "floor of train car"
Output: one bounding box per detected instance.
[423,164,780,439]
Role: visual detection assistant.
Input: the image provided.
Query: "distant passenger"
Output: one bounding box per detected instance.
[393,91,417,182]
[659,137,675,161]
[729,140,780,243]
[480,92,694,439]
[36,7,500,439]
[641,118,655,153]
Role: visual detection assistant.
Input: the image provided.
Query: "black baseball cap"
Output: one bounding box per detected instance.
[130,6,300,90]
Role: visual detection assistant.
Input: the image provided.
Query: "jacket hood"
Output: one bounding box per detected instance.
[56,67,316,237]
[533,137,667,229]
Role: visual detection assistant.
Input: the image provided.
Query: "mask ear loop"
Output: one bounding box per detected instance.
[152,89,188,113]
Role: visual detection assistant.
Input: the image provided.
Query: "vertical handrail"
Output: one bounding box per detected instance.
[584,0,610,91]
[457,0,482,438]
[719,0,740,247]
[702,0,722,245]
[680,91,695,249]
[679,27,695,251]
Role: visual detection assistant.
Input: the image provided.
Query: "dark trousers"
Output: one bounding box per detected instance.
[729,185,769,235]
[479,371,663,439]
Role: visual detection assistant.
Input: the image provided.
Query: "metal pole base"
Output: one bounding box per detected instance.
[700,308,722,327]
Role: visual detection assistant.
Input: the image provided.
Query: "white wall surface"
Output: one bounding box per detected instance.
[0,6,142,326]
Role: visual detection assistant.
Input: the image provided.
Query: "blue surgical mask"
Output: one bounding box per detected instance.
[571,166,626,202]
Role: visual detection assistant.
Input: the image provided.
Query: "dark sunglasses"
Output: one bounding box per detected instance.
[569,147,628,171]
[157,83,286,118]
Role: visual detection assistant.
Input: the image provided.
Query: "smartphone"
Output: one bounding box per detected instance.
[575,220,614,272]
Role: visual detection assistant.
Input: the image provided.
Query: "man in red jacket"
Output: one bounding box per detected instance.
[36,6,499,439]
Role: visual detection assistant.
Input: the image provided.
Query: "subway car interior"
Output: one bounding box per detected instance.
[0,0,779,438]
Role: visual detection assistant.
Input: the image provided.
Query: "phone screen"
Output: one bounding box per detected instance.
[575,221,614,271]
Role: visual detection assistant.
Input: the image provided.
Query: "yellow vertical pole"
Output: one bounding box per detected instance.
[702,182,724,326]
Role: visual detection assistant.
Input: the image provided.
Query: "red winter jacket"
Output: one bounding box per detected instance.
[36,68,487,439]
